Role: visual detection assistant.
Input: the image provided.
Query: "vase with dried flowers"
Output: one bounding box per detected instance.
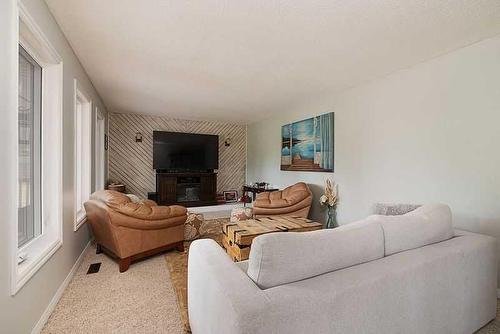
[320,179,338,228]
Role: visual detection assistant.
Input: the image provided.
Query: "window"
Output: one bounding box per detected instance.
[13,3,63,295]
[74,80,92,230]
[94,108,106,191]
[18,46,42,248]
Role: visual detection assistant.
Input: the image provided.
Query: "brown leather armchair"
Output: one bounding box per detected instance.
[253,182,313,218]
[84,190,187,272]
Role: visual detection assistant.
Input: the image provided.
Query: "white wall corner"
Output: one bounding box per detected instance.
[30,240,92,334]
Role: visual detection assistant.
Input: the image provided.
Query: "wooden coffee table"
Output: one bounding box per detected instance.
[222,216,323,262]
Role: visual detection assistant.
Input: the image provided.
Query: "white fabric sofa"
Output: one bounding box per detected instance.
[188,204,497,334]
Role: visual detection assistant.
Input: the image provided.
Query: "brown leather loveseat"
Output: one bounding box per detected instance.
[84,190,187,272]
[253,182,313,218]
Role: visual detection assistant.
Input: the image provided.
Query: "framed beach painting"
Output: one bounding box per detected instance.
[281,112,334,172]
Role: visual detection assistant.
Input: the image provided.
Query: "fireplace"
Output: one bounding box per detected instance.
[176,176,201,202]
[156,172,217,207]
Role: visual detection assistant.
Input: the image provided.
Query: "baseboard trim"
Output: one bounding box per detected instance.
[31,240,92,334]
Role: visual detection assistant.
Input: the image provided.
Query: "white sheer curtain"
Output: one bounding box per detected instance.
[319,112,334,170]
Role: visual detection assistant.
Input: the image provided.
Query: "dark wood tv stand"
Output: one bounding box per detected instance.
[156,172,217,207]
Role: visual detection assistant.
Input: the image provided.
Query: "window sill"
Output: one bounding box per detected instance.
[74,211,87,231]
[13,234,62,295]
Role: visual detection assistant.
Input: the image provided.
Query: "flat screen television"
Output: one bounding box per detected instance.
[153,131,219,171]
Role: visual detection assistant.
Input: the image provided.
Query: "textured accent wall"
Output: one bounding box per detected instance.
[108,113,246,198]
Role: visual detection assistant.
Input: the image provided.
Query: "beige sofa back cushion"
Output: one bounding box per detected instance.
[375,203,454,256]
[247,203,454,289]
[247,219,385,289]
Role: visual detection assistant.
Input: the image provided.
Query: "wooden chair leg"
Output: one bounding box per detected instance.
[119,257,131,273]
[96,244,102,254]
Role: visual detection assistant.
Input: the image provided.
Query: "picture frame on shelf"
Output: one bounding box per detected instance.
[223,190,238,203]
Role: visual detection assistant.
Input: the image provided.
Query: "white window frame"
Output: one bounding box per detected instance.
[74,79,92,231]
[12,3,64,295]
[94,107,106,191]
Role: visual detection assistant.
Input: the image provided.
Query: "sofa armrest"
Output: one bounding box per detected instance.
[188,239,270,334]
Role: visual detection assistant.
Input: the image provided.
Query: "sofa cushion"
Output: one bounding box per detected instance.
[247,218,384,289]
[375,203,453,256]
[91,190,187,220]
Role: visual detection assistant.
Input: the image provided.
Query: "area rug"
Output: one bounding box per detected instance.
[165,218,227,333]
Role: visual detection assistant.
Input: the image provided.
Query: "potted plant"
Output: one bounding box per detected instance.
[320,179,338,228]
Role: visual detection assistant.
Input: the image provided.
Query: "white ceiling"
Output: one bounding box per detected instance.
[45,0,500,124]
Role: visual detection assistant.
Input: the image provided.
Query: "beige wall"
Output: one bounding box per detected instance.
[0,0,108,332]
[108,112,246,197]
[247,35,500,284]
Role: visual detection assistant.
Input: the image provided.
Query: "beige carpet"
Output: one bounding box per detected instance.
[41,244,184,334]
